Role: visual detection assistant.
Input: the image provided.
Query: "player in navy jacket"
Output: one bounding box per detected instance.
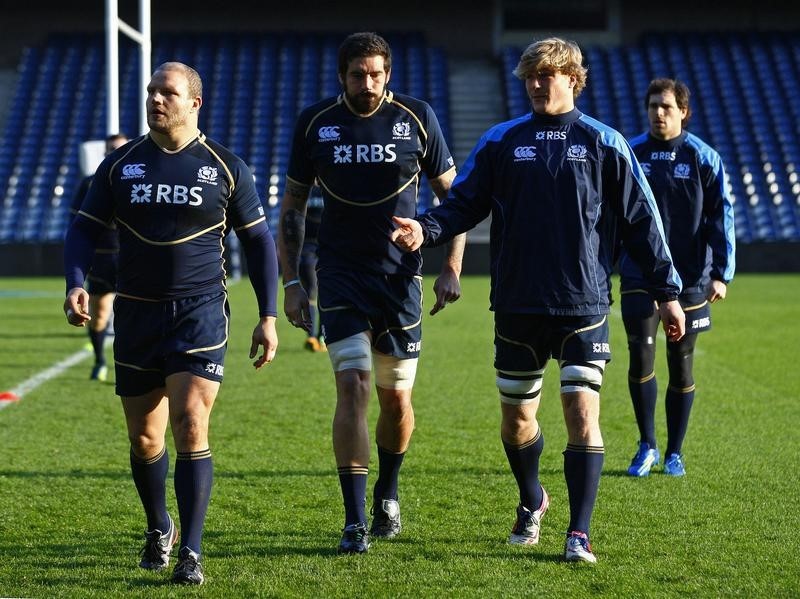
[63,62,279,584]
[393,38,685,563]
[621,78,735,478]
[280,32,465,554]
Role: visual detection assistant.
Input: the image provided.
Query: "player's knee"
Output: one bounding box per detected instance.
[373,352,418,390]
[667,336,696,360]
[667,357,694,389]
[328,332,372,372]
[666,336,696,388]
[627,340,655,378]
[560,360,605,395]
[496,369,545,405]
[129,434,163,459]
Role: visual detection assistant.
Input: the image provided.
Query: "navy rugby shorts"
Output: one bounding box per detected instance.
[317,267,423,358]
[494,312,611,372]
[113,291,229,396]
[621,290,711,334]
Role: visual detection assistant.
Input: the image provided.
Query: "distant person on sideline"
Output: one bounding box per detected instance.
[68,132,129,382]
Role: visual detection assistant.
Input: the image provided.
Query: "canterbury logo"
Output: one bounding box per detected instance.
[513,146,536,160]
[318,126,340,141]
[122,164,145,177]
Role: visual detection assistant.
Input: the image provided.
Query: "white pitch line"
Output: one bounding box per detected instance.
[1,348,92,409]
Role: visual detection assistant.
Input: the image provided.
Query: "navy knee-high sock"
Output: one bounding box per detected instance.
[89,327,107,365]
[629,374,658,448]
[338,466,368,527]
[503,428,544,511]
[373,445,405,503]
[174,449,213,555]
[665,386,695,456]
[130,447,170,532]
[563,444,604,536]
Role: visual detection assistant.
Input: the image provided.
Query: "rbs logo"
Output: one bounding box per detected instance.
[333,144,397,164]
[536,131,567,140]
[130,183,203,205]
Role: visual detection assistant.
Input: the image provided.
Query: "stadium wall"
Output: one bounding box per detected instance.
[1,1,800,67]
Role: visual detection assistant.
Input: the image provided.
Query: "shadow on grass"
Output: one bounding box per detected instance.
[0,469,128,480]
[198,529,571,562]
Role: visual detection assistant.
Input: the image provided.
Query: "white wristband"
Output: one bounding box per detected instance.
[283,279,301,289]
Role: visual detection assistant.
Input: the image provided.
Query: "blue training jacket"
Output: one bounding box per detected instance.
[418,109,682,316]
[621,130,736,294]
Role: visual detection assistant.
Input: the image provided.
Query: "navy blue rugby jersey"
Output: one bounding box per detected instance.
[418,109,682,316]
[77,133,267,300]
[620,131,736,294]
[286,91,454,275]
[70,175,119,252]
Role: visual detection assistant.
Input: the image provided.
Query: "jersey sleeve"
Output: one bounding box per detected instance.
[227,159,267,230]
[701,152,736,283]
[69,176,92,224]
[78,158,116,227]
[419,102,455,180]
[419,132,493,246]
[602,134,683,301]
[285,108,316,186]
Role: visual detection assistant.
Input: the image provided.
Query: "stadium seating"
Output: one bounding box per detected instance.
[502,32,800,243]
[2,31,800,244]
[0,32,450,241]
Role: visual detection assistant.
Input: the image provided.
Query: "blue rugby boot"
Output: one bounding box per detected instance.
[663,453,686,476]
[627,442,660,477]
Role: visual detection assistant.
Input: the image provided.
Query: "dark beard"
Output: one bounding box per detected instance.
[347,91,382,114]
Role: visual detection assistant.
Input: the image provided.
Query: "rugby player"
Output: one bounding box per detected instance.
[622,78,735,478]
[63,62,279,584]
[279,32,465,554]
[391,37,685,563]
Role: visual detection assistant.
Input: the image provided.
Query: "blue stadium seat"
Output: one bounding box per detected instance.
[6,31,800,244]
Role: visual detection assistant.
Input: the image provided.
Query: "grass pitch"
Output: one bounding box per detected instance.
[0,274,798,597]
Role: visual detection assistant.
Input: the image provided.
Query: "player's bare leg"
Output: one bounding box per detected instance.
[333,368,372,553]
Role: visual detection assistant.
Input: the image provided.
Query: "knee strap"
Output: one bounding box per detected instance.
[327,332,371,372]
[560,360,605,395]
[373,352,418,390]
[496,368,545,405]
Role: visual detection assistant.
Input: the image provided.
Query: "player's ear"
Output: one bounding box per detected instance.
[338,72,344,86]
[193,97,203,112]
[385,67,391,85]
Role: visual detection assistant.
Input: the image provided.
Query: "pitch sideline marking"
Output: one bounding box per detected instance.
[0,348,92,410]
[0,281,243,410]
